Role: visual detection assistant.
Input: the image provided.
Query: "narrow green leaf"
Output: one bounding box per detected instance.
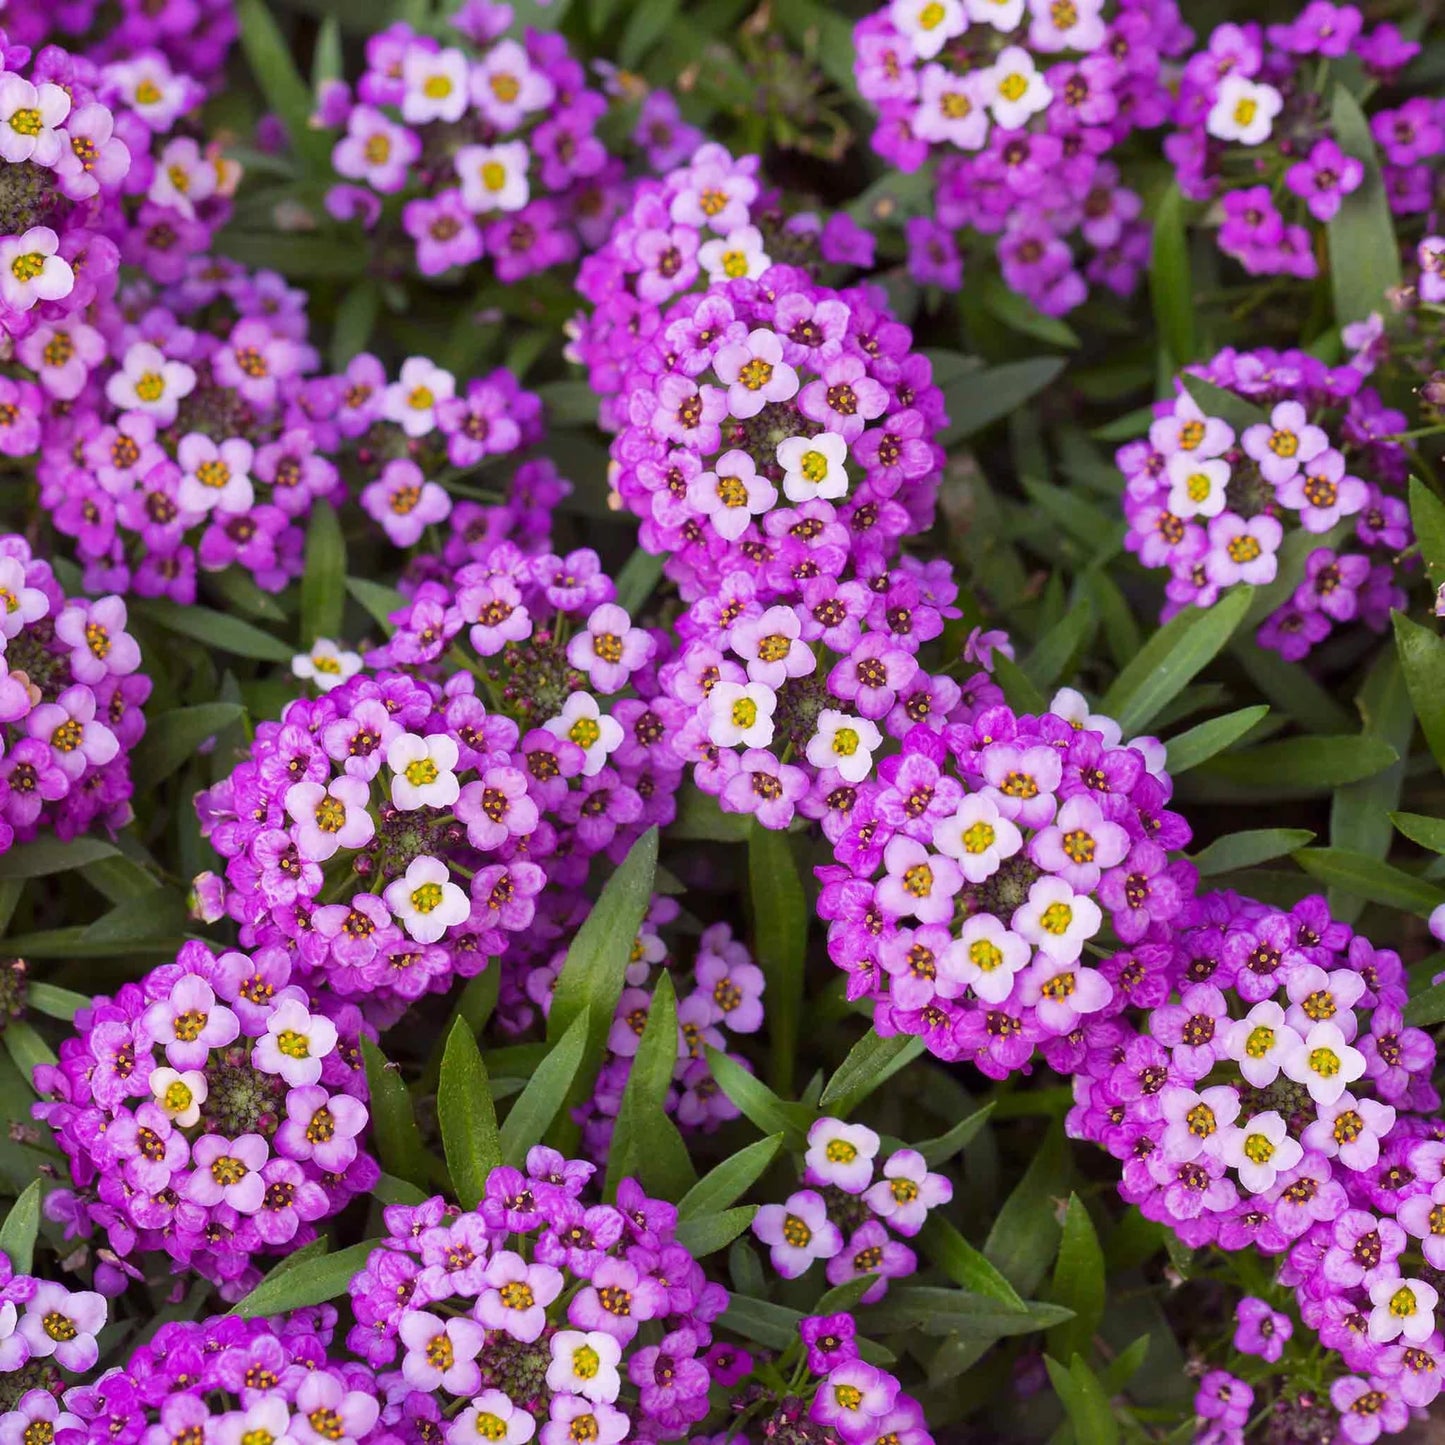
[981,274,1080,349]
[1200,735,1398,794]
[80,891,189,948]
[1292,848,1444,915]
[666,786,754,842]
[1327,84,1402,326]
[301,501,346,647]
[438,1018,501,1211]
[991,650,1048,716]
[235,0,332,174]
[346,576,407,630]
[919,1102,995,1168]
[919,1215,1025,1307]
[1023,599,1096,690]
[1045,1355,1120,1445]
[1392,811,1445,854]
[984,1124,1068,1296]
[1047,1196,1106,1364]
[361,1038,432,1191]
[134,599,293,662]
[613,548,665,617]
[1020,480,1120,555]
[1149,185,1195,366]
[232,1239,378,1318]
[719,1295,895,1366]
[677,1133,784,1220]
[4,1021,55,1087]
[1192,829,1316,877]
[1180,376,1268,435]
[1101,586,1251,735]
[501,1010,590,1167]
[748,823,806,1094]
[131,704,246,793]
[940,358,1067,445]
[704,1047,811,1145]
[311,14,343,87]
[1395,612,1445,773]
[0,1181,42,1272]
[1099,1335,1152,1395]
[619,0,682,67]
[673,1206,756,1257]
[819,1031,925,1115]
[1410,478,1445,585]
[863,1285,1073,1339]
[330,281,381,370]
[0,837,118,879]
[1405,982,1445,1028]
[1165,705,1269,773]
[25,983,88,1022]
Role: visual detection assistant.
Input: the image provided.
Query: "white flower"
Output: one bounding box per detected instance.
[687,450,777,541]
[150,1067,207,1127]
[104,55,190,129]
[543,693,623,777]
[1010,876,1101,964]
[1219,1111,1302,1195]
[293,640,363,692]
[938,915,1031,1004]
[104,341,196,426]
[805,710,881,785]
[0,74,69,165]
[1048,687,1121,747]
[805,1117,881,1194]
[401,45,470,124]
[981,46,1053,129]
[1368,1277,1439,1345]
[706,681,776,749]
[965,0,1025,30]
[470,40,555,128]
[931,793,1023,883]
[252,996,339,1088]
[1165,452,1231,520]
[455,140,531,214]
[383,855,470,944]
[1224,1001,1299,1089]
[889,0,968,60]
[1206,76,1282,147]
[776,432,849,503]
[546,1331,622,1404]
[0,227,73,314]
[382,357,456,439]
[1279,1020,1366,1106]
[1027,0,1105,52]
[697,226,770,284]
[176,433,255,515]
[387,732,461,811]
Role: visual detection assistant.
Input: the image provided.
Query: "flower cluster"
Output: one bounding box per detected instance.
[1120,340,1414,660]
[570,143,875,430]
[51,1311,385,1445]
[0,536,147,852]
[32,940,376,1295]
[0,1254,105,1400]
[815,692,1194,1073]
[346,1149,727,1443]
[321,13,615,285]
[0,37,131,339]
[753,1115,950,1300]
[1166,10,1431,277]
[853,0,1191,312]
[33,257,334,600]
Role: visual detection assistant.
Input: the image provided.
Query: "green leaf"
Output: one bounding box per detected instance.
[1024,599,1096,690]
[547,829,658,1095]
[1405,982,1445,1028]
[1165,704,1269,773]
[311,14,343,87]
[1393,811,1445,854]
[1045,1355,1120,1445]
[704,1047,811,1145]
[606,972,696,1200]
[231,1238,379,1318]
[301,501,346,647]
[677,1133,784,1220]
[1395,612,1445,773]
[25,983,88,1022]
[500,1010,590,1167]
[619,0,682,67]
[1199,735,1398,794]
[991,650,1048,716]
[131,704,246,793]
[918,1102,995,1168]
[673,1206,756,1257]
[1192,829,1316,877]
[5,1022,55,1084]
[80,891,189,948]
[0,837,118,878]
[981,274,1080,349]
[1149,185,1195,366]
[1180,376,1268,435]
[134,599,293,662]
[438,1017,501,1211]
[1099,1334,1152,1395]
[1100,585,1251,735]
[1020,480,1120,555]
[614,548,665,617]
[1047,1196,1106,1364]
[862,1285,1073,1339]
[362,1038,432,1192]
[940,358,1067,445]
[330,281,381,370]
[984,1124,1068,1296]
[1292,848,1444,915]
[818,1031,924,1115]
[748,823,806,1094]
[1327,84,1402,326]
[919,1216,1025,1307]
[1410,478,1445,586]
[346,576,407,630]
[235,0,332,174]
[0,1181,42,1272]
[719,1295,896,1366]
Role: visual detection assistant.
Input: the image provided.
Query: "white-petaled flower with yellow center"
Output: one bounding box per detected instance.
[386,732,461,811]
[706,680,776,750]
[543,692,624,778]
[805,710,882,785]
[400,44,470,124]
[1279,1019,1366,1106]
[931,792,1023,883]
[1224,1000,1299,1089]
[777,431,849,503]
[149,1066,207,1128]
[1010,876,1101,964]
[383,855,470,944]
[938,914,1031,1004]
[1368,1276,1439,1345]
[0,226,74,314]
[1165,452,1232,521]
[545,1330,623,1404]
[253,995,339,1088]
[292,639,363,692]
[981,46,1053,129]
[1048,687,1122,747]
[965,0,1025,31]
[455,140,531,214]
[804,1116,881,1194]
[1219,1110,1302,1195]
[890,0,968,59]
[1206,75,1283,147]
[103,341,196,426]
[687,449,777,541]
[698,225,770,283]
[381,356,456,439]
[453,1389,536,1445]
[0,74,69,166]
